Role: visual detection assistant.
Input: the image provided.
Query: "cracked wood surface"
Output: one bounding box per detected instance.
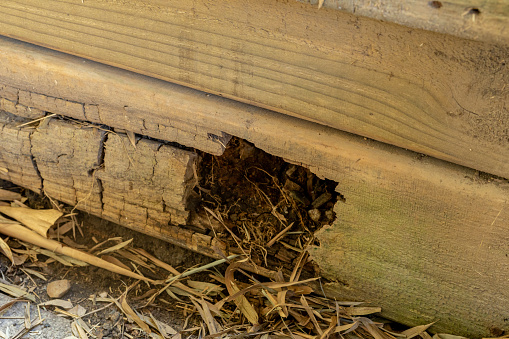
[0,1,508,178]
[0,111,210,253]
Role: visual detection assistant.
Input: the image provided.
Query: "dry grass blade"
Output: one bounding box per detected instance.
[300,295,323,335]
[224,261,259,325]
[120,295,151,334]
[39,299,74,309]
[215,277,318,309]
[0,236,13,264]
[0,188,21,201]
[345,306,382,316]
[97,238,133,255]
[0,222,153,282]
[138,313,178,336]
[187,280,223,296]
[261,288,286,318]
[0,282,35,301]
[203,206,242,242]
[131,248,180,275]
[0,206,63,237]
[190,297,219,335]
[126,130,137,148]
[402,322,435,339]
[117,249,155,272]
[101,255,132,271]
[359,317,391,339]
[21,267,47,281]
[71,319,89,339]
[432,335,469,339]
[266,222,294,248]
[11,317,44,339]
[0,297,24,312]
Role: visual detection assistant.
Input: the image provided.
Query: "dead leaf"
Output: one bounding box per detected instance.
[97,238,133,255]
[101,255,132,271]
[39,299,74,309]
[402,323,435,339]
[0,222,153,282]
[71,320,88,339]
[69,305,87,318]
[345,306,382,316]
[138,313,178,336]
[190,297,222,335]
[0,282,35,301]
[0,236,13,264]
[0,189,21,201]
[187,280,223,296]
[301,295,323,335]
[131,248,180,275]
[21,268,47,281]
[224,262,258,325]
[433,335,469,339]
[0,206,62,237]
[120,295,151,333]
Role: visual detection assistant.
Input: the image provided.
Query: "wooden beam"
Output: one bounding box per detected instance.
[302,0,509,45]
[1,36,508,336]
[0,1,507,178]
[0,110,197,233]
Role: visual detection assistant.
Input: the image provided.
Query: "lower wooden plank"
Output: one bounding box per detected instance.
[0,110,196,230]
[0,0,508,179]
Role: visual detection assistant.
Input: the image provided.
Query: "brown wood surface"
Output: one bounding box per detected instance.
[0,110,196,233]
[0,2,508,178]
[303,0,509,45]
[1,36,509,336]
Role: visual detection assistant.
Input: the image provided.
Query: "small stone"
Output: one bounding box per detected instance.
[308,209,321,222]
[47,279,71,298]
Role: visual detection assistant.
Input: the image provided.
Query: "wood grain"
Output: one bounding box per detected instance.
[0,110,197,230]
[302,0,509,45]
[0,1,507,178]
[1,36,508,334]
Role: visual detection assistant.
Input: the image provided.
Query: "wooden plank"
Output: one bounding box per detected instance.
[0,110,197,233]
[303,0,509,45]
[0,2,507,178]
[1,37,508,335]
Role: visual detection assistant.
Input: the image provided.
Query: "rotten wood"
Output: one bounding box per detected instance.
[0,2,507,178]
[0,110,198,240]
[0,29,508,336]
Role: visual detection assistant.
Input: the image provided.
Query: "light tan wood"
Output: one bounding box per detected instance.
[304,0,509,45]
[0,2,507,178]
[1,35,509,335]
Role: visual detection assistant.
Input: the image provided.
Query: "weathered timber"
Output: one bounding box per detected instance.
[301,0,509,45]
[0,36,508,179]
[0,2,508,178]
[0,112,41,193]
[0,110,198,236]
[1,35,509,335]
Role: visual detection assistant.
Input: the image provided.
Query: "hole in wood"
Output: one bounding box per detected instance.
[192,137,340,271]
[428,1,442,9]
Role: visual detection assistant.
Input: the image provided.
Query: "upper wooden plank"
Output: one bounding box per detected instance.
[0,0,508,178]
[302,0,509,45]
